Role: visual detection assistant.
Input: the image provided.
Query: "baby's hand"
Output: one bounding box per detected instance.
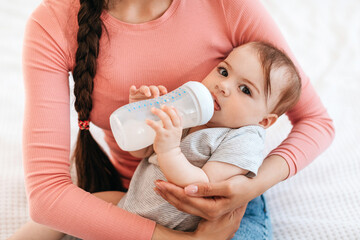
[146,105,183,154]
[129,85,167,103]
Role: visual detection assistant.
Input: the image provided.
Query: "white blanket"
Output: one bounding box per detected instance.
[1,0,359,239]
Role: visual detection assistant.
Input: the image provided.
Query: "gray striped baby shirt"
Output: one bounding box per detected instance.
[118,126,265,231]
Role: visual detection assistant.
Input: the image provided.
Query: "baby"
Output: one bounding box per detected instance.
[10,41,301,238]
[119,41,301,231]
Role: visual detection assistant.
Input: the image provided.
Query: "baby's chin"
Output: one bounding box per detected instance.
[205,121,228,128]
[206,118,250,129]
[204,121,217,128]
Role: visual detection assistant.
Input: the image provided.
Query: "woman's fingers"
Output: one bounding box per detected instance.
[184,180,233,197]
[155,180,231,220]
[154,187,203,217]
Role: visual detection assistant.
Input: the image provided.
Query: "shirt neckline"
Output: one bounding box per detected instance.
[101,0,180,31]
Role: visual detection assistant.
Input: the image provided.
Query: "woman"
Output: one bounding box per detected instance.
[17,0,334,239]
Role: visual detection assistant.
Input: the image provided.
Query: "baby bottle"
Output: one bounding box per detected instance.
[110,81,214,151]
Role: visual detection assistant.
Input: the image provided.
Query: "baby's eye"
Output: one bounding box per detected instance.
[217,67,228,77]
[239,85,251,96]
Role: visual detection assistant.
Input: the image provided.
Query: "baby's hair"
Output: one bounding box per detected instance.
[250,42,302,116]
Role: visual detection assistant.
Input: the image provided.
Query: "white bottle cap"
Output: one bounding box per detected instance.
[183,81,214,125]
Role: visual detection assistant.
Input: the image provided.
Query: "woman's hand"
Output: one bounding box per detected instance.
[154,174,257,221]
[152,207,245,240]
[193,207,246,240]
[155,155,289,220]
[129,85,167,103]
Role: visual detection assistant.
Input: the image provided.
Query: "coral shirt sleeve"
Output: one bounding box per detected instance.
[22,4,155,240]
[221,0,335,177]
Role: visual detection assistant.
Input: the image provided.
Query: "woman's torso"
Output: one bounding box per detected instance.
[56,0,236,187]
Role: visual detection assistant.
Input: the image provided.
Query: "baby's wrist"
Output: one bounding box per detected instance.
[156,147,181,159]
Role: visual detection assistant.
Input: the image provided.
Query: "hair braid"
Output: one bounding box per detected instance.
[72,0,125,193]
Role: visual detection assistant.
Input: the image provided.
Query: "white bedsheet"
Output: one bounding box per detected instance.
[1,0,359,239]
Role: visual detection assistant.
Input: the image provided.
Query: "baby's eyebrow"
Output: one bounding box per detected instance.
[223,60,233,70]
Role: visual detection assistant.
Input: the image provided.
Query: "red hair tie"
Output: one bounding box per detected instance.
[78,120,90,130]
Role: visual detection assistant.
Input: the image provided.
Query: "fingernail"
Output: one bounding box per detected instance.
[155,181,163,190]
[185,185,198,194]
[154,188,161,195]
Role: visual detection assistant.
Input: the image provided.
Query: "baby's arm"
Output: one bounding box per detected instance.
[127,85,167,159]
[156,147,249,187]
[156,148,209,187]
[147,106,249,187]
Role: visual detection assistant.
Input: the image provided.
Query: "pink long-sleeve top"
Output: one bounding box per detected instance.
[22,0,335,239]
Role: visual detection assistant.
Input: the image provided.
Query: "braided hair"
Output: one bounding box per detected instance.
[72,0,124,193]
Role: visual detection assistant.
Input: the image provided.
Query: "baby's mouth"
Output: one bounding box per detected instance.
[212,93,221,111]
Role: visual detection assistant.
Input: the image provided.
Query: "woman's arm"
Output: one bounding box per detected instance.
[22,4,156,239]
[222,0,335,177]
[23,6,240,239]
[11,189,243,240]
[156,0,335,219]
[10,191,126,240]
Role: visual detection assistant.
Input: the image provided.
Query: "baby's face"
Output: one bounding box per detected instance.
[202,44,280,129]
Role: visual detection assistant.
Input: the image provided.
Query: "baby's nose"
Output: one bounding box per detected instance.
[217,81,231,96]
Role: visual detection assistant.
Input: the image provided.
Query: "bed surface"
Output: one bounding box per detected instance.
[1,0,359,239]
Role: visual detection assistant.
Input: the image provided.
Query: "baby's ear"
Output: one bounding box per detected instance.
[258,114,278,129]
